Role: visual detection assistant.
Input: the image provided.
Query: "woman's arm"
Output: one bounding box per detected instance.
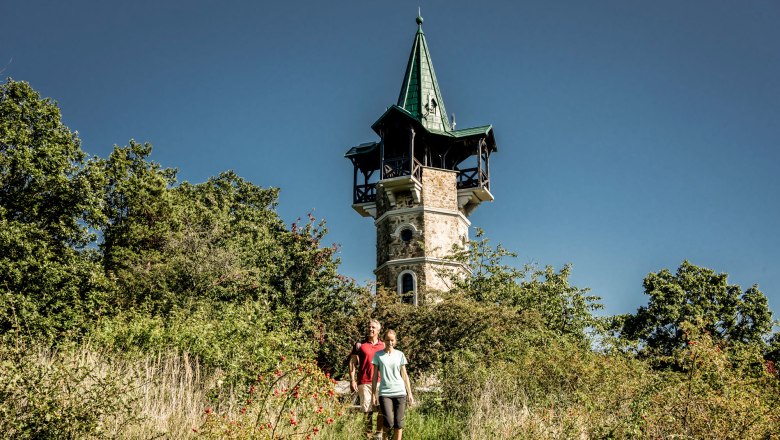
[371,365,380,406]
[401,365,414,405]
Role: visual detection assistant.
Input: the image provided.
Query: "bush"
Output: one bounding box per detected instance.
[196,356,347,439]
[0,344,140,439]
[92,300,315,385]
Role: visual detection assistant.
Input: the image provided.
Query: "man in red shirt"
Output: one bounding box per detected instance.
[350,318,385,439]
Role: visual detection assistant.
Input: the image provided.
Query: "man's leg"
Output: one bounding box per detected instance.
[374,397,385,439]
[358,384,374,437]
[364,412,374,438]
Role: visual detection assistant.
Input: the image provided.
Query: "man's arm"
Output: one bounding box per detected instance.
[349,353,359,392]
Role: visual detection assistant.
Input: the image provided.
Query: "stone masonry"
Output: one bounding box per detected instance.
[374,167,470,303]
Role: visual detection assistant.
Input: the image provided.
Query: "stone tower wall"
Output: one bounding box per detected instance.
[373,167,471,303]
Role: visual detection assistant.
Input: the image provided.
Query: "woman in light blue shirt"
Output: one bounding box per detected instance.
[371,329,414,440]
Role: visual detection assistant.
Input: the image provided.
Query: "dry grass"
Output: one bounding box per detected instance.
[115,351,223,439]
[466,378,588,440]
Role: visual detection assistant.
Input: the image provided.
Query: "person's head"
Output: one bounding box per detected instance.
[367,319,381,339]
[384,329,397,349]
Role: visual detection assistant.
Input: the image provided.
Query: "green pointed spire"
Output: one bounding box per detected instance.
[397,15,451,132]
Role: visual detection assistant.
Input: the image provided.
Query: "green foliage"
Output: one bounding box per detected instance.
[638,323,780,439]
[92,300,314,385]
[99,141,178,311]
[0,79,112,342]
[0,78,103,247]
[0,344,140,439]
[444,229,602,341]
[197,356,346,439]
[616,260,774,355]
[3,79,779,440]
[375,290,534,374]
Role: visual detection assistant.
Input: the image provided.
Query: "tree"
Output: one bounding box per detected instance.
[0,79,111,341]
[444,229,602,341]
[98,141,178,311]
[616,260,773,355]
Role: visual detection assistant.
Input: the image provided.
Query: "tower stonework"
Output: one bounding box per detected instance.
[346,16,497,304]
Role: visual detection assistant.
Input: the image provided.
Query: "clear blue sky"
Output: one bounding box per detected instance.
[3,0,779,317]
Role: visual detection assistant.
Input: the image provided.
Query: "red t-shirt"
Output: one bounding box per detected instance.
[352,339,385,385]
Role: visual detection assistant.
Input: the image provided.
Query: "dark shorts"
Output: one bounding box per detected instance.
[378,395,407,429]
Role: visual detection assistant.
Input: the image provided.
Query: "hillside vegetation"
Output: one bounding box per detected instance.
[2,79,779,439]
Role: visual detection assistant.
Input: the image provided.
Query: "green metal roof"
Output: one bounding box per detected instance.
[348,15,499,161]
[396,16,451,132]
[344,141,379,158]
[450,125,493,138]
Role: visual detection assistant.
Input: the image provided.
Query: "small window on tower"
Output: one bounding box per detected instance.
[401,273,415,304]
[400,228,413,242]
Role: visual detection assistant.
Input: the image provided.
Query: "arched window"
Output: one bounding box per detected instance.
[392,223,418,242]
[397,271,417,305]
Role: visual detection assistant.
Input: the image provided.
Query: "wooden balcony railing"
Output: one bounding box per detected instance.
[456,167,489,190]
[353,183,376,204]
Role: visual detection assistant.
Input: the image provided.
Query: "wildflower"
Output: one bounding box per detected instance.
[326,418,334,425]
[311,392,318,399]
[246,399,252,405]
[205,407,213,415]
[688,341,697,346]
[240,407,247,414]
[266,422,272,429]
[316,406,323,413]
[327,389,335,396]
[257,374,264,381]
[281,355,287,362]
[275,369,282,377]
[313,426,320,434]
[290,418,298,426]
[337,411,343,416]
[192,428,198,433]
[249,385,255,394]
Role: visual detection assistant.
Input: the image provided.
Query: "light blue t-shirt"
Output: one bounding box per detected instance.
[372,349,408,397]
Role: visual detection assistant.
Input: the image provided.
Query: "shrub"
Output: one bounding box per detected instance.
[0,344,140,439]
[196,356,346,439]
[92,300,315,385]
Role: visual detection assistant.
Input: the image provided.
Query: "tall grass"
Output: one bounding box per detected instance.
[3,336,778,439]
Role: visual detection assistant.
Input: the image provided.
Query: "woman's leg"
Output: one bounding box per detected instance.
[392,396,407,440]
[378,396,395,438]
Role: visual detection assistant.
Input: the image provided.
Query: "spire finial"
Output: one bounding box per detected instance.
[416,8,423,27]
